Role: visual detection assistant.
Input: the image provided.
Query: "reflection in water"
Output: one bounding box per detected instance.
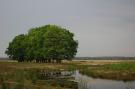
[74,71,135,89]
[39,70,74,80]
[39,70,135,89]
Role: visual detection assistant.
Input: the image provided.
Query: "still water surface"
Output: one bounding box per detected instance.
[73,71,135,89]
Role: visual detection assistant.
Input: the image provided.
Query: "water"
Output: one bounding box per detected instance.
[73,71,135,89]
[39,70,74,79]
[39,70,135,89]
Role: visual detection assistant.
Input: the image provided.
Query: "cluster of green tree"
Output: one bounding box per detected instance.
[5,25,78,63]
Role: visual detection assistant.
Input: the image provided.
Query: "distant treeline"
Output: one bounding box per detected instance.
[75,57,135,60]
[0,58,10,60]
[0,57,135,61]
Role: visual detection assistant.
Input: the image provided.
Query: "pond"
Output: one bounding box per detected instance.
[73,70,135,89]
[39,70,135,89]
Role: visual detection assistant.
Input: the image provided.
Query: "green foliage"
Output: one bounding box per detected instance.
[1,83,9,89]
[5,24,78,63]
[5,34,26,62]
[67,64,77,71]
[14,70,25,83]
[13,84,24,89]
[27,69,38,84]
[0,74,10,89]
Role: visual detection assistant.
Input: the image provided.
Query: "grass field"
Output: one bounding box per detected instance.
[79,61,135,81]
[0,60,135,89]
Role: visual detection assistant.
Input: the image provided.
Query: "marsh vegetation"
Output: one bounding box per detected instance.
[0,60,135,89]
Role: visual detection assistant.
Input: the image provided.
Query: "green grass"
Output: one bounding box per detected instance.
[0,61,78,89]
[103,62,135,71]
[79,62,135,81]
[0,60,135,88]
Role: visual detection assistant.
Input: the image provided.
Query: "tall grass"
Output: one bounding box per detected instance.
[104,62,135,71]
[79,62,135,81]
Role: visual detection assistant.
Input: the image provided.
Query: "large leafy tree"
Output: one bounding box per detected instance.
[5,34,26,62]
[5,25,78,63]
[44,25,78,63]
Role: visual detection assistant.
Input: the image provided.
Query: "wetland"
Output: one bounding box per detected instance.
[0,60,135,89]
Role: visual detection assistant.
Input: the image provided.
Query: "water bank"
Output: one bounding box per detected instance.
[0,60,135,89]
[79,62,135,81]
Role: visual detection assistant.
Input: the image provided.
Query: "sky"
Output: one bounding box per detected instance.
[0,0,135,57]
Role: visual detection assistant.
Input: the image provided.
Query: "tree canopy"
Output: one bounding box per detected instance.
[5,25,78,63]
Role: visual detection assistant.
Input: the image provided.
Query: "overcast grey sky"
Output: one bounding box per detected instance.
[0,0,135,57]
